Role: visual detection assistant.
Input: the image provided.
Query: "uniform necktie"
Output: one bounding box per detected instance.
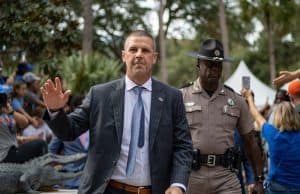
[126,86,145,176]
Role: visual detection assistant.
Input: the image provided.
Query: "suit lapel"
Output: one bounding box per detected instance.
[149,79,164,149]
[111,79,125,146]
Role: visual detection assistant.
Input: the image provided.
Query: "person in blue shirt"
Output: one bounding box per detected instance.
[242,88,300,194]
[48,132,89,189]
[48,95,88,189]
[11,80,39,127]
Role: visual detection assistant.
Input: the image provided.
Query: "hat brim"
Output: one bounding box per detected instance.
[188,52,232,62]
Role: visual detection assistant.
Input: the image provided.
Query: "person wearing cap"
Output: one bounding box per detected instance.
[181,39,264,194]
[15,62,33,82]
[287,79,300,113]
[23,72,45,115]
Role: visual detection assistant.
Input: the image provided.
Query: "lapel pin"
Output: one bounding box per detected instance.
[158,97,164,102]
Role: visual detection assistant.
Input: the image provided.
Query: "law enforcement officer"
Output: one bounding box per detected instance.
[181,39,264,194]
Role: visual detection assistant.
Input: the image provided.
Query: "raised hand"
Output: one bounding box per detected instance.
[40,77,71,110]
[272,69,300,86]
[240,88,253,101]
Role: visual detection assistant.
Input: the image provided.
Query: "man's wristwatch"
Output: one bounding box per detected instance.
[255,175,265,183]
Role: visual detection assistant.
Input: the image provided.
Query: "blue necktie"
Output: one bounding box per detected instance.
[126,86,145,176]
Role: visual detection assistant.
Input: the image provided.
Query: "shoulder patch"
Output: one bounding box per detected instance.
[224,85,235,93]
[224,85,241,96]
[180,82,193,89]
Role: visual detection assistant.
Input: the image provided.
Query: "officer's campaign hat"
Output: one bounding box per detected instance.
[188,39,232,62]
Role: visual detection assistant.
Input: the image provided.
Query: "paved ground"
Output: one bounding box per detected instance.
[40,190,78,194]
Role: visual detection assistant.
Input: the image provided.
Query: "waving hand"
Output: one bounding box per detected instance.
[40,77,71,110]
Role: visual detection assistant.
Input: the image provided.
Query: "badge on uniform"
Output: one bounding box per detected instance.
[227,98,235,106]
[223,104,228,113]
[184,102,201,113]
[184,102,195,107]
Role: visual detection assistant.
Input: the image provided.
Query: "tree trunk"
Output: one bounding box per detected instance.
[218,0,230,80]
[266,10,276,86]
[158,0,167,83]
[82,0,93,56]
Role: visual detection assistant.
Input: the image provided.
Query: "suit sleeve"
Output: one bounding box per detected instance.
[170,90,193,187]
[47,87,93,141]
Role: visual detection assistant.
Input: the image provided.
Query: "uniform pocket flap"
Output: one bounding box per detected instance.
[224,107,240,117]
[185,105,202,113]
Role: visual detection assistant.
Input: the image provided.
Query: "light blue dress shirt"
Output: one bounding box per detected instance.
[111,76,152,186]
[111,76,186,191]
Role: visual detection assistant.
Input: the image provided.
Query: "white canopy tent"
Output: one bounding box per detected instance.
[224,61,276,106]
[281,83,289,90]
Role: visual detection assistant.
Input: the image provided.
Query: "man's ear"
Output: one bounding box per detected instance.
[152,52,158,64]
[121,50,126,63]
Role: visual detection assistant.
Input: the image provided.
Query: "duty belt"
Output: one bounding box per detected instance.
[199,154,226,167]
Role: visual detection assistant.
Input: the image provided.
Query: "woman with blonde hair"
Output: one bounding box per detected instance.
[242,88,300,194]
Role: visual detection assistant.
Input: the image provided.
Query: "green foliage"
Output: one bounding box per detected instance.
[166,39,198,88]
[239,0,299,84]
[1,0,300,89]
[0,0,81,64]
[92,0,151,59]
[59,53,122,95]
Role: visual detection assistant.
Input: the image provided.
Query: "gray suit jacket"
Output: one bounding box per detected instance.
[48,78,193,194]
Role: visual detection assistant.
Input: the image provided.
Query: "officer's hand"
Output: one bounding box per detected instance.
[247,184,255,193]
[252,182,264,194]
[165,186,184,194]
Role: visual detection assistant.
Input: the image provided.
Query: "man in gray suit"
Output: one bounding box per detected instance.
[41,30,193,194]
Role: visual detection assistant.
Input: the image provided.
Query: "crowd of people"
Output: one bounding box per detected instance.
[0,30,300,194]
[0,62,88,189]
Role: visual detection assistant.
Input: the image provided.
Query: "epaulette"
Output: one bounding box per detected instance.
[180,81,193,89]
[224,85,241,96]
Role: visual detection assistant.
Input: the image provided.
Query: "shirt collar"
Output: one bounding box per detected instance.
[192,77,226,95]
[125,75,152,92]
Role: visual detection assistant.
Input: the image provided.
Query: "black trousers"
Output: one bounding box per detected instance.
[3,139,48,163]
